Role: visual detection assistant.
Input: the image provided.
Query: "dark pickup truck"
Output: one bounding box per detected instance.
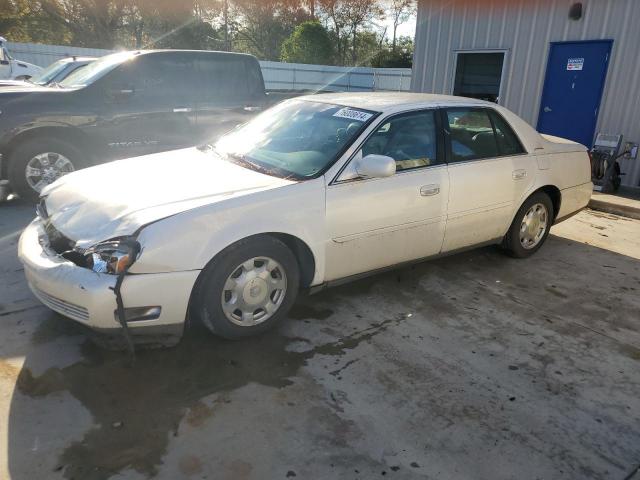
[0,49,267,200]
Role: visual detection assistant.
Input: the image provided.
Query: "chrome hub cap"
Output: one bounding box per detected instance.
[25,152,75,193]
[221,257,287,326]
[520,203,548,249]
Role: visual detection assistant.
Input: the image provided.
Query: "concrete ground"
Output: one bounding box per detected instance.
[590,187,640,221]
[0,200,639,480]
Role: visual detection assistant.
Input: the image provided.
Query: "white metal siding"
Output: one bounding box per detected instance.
[412,0,640,186]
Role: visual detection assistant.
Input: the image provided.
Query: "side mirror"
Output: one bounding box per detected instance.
[355,154,396,179]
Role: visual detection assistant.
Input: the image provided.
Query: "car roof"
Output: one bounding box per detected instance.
[131,49,258,60]
[60,56,96,63]
[297,92,493,112]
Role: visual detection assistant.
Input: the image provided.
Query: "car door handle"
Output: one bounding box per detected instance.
[512,169,527,180]
[243,105,262,112]
[543,106,552,113]
[173,107,192,113]
[420,184,440,196]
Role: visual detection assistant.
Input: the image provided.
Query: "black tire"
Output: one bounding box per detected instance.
[502,191,554,258]
[8,137,87,202]
[192,235,300,339]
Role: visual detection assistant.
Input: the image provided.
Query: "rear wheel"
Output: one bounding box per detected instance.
[192,236,300,339]
[8,138,87,202]
[503,192,554,258]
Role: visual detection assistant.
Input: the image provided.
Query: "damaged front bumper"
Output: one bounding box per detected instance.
[18,219,199,342]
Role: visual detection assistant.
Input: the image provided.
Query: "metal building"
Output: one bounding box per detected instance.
[412,0,640,187]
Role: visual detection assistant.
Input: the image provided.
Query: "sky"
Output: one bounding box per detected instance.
[377,12,417,40]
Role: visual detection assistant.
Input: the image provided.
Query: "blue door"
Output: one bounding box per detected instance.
[537,40,612,147]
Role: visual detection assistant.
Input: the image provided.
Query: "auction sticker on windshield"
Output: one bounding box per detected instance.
[333,108,373,122]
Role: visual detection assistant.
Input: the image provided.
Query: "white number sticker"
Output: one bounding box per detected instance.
[333,107,373,122]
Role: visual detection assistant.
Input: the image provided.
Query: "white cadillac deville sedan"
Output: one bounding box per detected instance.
[19,93,592,342]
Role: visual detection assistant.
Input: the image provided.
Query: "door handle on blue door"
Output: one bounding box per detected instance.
[420,184,440,196]
[543,106,552,113]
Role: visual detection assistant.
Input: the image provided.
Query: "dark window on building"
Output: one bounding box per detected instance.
[453,52,505,103]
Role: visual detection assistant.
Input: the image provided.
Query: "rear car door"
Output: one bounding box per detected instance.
[93,52,198,158]
[193,53,267,145]
[325,109,449,281]
[442,107,534,251]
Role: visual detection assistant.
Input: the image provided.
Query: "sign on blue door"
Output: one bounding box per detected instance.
[537,40,612,147]
[566,58,584,70]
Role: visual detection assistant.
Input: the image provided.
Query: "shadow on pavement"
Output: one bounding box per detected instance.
[5,234,640,479]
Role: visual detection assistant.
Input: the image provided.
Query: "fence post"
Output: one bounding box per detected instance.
[293,66,296,90]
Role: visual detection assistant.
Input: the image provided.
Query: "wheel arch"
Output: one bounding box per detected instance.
[3,126,96,177]
[505,184,562,238]
[186,232,317,323]
[535,185,561,221]
[267,232,316,289]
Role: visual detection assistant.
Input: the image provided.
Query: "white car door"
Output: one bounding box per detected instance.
[325,109,449,281]
[442,107,536,252]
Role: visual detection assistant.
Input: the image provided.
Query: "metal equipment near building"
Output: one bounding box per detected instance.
[590,134,623,193]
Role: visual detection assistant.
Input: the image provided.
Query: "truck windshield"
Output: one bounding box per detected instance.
[29,59,69,85]
[59,51,135,88]
[214,100,377,179]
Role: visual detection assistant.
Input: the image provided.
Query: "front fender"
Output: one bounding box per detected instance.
[129,179,327,286]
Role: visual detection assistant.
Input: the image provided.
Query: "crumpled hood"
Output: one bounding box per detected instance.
[42,148,295,247]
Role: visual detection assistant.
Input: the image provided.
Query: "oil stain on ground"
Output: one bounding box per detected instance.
[14,314,405,480]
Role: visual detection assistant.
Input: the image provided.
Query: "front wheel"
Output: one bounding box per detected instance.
[192,236,300,339]
[8,138,87,202]
[503,192,554,258]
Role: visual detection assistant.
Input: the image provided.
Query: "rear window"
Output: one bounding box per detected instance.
[447,108,500,161]
[196,55,255,101]
[488,110,526,156]
[245,59,264,97]
[446,108,525,161]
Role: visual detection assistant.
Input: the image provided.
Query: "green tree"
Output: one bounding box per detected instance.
[318,0,382,66]
[371,35,413,68]
[233,0,309,60]
[1,0,70,43]
[387,0,414,52]
[281,20,333,64]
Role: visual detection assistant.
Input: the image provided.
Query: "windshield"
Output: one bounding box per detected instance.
[215,100,377,179]
[59,51,135,88]
[29,59,69,85]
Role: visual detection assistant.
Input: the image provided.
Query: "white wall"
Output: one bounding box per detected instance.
[5,41,412,92]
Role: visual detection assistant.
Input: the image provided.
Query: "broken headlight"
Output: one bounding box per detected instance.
[85,238,140,275]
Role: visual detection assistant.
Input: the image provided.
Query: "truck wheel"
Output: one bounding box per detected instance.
[8,138,87,202]
[192,236,300,339]
[503,192,554,258]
